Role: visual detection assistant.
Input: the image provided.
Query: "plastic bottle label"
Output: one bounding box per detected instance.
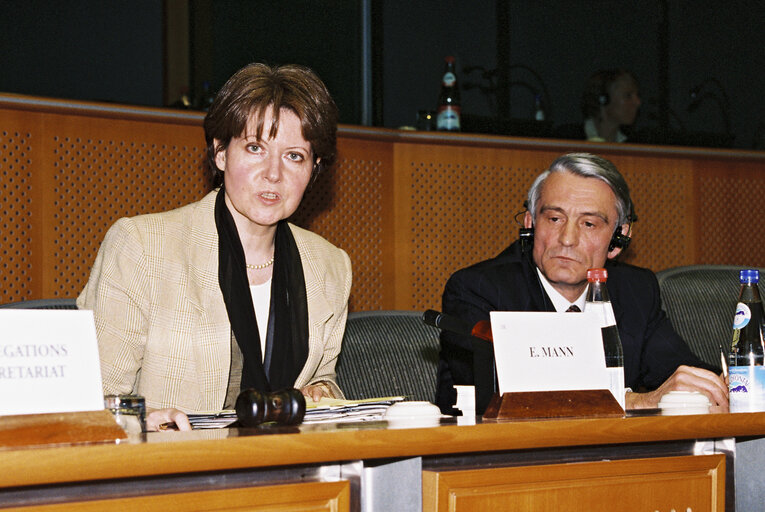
[729,365,765,412]
[437,106,461,130]
[442,72,456,87]
[733,302,752,329]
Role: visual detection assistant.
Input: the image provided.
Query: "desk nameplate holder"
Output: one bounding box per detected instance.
[0,310,124,448]
[0,410,127,449]
[483,389,624,420]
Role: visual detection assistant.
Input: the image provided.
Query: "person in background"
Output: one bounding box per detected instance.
[555,69,642,143]
[436,152,727,415]
[78,63,352,431]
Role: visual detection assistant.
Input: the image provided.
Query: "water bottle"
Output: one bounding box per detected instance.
[728,269,765,412]
[436,56,461,132]
[584,268,625,410]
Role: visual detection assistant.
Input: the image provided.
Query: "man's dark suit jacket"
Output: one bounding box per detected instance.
[436,239,713,414]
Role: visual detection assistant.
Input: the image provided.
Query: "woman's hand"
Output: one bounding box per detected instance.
[300,381,335,403]
[145,408,192,432]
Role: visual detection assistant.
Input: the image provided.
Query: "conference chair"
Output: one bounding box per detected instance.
[336,310,440,402]
[0,298,78,309]
[656,265,765,368]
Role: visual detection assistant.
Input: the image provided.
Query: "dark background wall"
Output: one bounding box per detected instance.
[189,0,363,127]
[1,1,762,149]
[1,1,164,106]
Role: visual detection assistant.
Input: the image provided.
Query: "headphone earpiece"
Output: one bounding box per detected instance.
[598,92,610,106]
[519,227,534,253]
[608,225,631,251]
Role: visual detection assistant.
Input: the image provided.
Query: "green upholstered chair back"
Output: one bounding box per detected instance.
[656,265,765,368]
[336,310,440,402]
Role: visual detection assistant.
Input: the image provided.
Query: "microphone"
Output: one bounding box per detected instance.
[422,310,492,342]
[423,309,497,414]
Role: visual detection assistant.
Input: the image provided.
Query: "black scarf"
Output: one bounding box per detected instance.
[214,187,309,392]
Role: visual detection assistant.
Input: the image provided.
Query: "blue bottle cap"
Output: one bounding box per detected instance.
[740,269,759,284]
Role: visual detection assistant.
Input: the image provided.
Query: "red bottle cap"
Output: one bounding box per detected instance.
[587,268,608,282]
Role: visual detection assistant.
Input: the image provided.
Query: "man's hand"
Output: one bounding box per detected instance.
[626,365,729,413]
[145,408,192,431]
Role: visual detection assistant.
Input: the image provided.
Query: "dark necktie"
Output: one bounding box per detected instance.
[566,305,581,312]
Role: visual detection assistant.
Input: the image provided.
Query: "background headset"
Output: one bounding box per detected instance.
[581,69,637,118]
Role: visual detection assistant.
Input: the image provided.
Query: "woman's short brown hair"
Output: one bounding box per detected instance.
[203,63,338,187]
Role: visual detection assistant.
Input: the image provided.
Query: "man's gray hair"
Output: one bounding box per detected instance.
[526,153,635,226]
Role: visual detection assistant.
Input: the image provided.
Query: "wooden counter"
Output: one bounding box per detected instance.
[2,93,765,311]
[1,411,763,510]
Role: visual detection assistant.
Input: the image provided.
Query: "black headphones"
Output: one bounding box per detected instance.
[608,223,632,251]
[518,200,634,254]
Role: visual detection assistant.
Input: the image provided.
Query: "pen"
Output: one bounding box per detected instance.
[719,344,728,378]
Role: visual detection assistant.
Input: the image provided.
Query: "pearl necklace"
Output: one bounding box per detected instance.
[245,256,275,270]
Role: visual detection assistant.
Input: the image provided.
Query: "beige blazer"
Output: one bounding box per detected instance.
[77,191,352,412]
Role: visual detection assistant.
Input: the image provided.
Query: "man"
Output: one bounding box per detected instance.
[436,153,728,414]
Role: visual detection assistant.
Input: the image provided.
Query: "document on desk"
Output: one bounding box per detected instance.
[187,411,238,429]
[303,396,405,424]
[186,397,405,429]
[490,311,609,394]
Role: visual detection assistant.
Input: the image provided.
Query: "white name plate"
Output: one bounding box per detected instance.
[490,311,609,394]
[0,310,104,415]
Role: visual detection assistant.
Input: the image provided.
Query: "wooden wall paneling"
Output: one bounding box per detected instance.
[4,95,765,310]
[39,112,208,299]
[0,110,38,303]
[392,142,561,311]
[694,158,765,267]
[603,153,697,272]
[292,136,395,311]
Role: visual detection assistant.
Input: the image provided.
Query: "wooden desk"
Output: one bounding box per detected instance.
[1,411,763,511]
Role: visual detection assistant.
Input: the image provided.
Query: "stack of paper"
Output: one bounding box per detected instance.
[187,411,237,429]
[303,396,405,424]
[185,396,406,429]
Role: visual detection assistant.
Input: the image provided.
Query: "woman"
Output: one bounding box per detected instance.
[554,69,641,143]
[78,63,352,431]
